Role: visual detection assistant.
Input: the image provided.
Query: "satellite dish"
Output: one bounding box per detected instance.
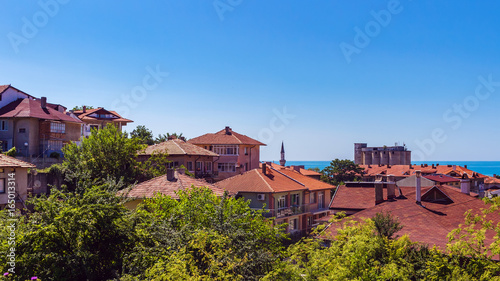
[34,180,41,188]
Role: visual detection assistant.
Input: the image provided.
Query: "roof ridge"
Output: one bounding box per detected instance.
[255,169,275,192]
[270,166,306,187]
[172,139,187,154]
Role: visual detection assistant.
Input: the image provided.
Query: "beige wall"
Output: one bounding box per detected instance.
[0,167,29,206]
[14,118,39,157]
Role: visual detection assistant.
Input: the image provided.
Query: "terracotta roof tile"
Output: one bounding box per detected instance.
[0,154,35,168]
[121,171,224,199]
[188,127,265,146]
[361,164,487,178]
[217,168,307,194]
[217,164,333,194]
[139,138,218,157]
[0,98,81,123]
[73,107,132,123]
[424,174,460,183]
[325,184,500,250]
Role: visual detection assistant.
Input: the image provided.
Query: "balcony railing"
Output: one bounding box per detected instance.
[255,203,330,218]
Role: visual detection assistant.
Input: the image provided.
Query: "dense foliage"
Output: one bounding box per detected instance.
[61,124,168,189]
[321,159,364,185]
[3,183,500,280]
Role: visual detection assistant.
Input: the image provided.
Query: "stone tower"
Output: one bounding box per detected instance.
[279,141,286,166]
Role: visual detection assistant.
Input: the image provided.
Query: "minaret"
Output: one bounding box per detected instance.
[279,141,286,166]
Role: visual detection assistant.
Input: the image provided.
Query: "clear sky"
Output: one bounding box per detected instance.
[1,1,500,161]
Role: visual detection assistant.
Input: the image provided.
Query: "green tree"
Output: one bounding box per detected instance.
[155,132,185,144]
[62,124,168,189]
[123,187,286,280]
[373,211,403,239]
[0,185,135,281]
[130,125,155,145]
[71,105,94,111]
[321,158,364,185]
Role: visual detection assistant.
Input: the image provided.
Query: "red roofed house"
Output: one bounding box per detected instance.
[0,89,83,158]
[120,168,225,209]
[360,164,487,194]
[72,106,133,136]
[188,126,265,181]
[217,163,334,235]
[138,136,219,180]
[325,171,499,250]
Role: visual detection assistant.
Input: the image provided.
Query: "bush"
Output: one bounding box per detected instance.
[49,151,60,159]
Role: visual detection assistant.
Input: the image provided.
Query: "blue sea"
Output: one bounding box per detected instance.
[268,161,500,177]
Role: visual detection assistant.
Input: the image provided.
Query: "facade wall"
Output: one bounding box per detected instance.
[0,167,29,206]
[0,118,14,152]
[14,118,39,157]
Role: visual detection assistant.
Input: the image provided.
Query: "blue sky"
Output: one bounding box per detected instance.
[1,1,500,161]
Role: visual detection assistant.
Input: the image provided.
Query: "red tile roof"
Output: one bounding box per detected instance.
[121,171,224,199]
[217,164,334,194]
[139,138,218,157]
[268,162,322,177]
[188,127,265,146]
[325,185,500,250]
[485,176,500,184]
[424,174,460,183]
[361,164,486,178]
[217,168,307,194]
[0,154,35,168]
[0,98,81,123]
[73,107,132,123]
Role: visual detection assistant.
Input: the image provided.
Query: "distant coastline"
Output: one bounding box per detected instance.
[266,160,500,177]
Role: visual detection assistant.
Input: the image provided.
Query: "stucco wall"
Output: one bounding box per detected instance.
[0,167,29,206]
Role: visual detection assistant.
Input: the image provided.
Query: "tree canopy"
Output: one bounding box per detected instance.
[130,125,155,145]
[61,124,168,189]
[71,105,94,111]
[321,158,364,185]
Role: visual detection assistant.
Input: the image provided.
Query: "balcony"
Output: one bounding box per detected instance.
[256,204,307,218]
[255,203,331,219]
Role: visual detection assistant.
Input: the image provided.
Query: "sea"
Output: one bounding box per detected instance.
[267,161,500,177]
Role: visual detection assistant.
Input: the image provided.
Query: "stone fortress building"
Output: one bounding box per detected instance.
[354,143,411,165]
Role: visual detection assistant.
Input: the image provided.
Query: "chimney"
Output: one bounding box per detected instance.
[262,163,267,175]
[387,174,396,199]
[464,165,468,169]
[168,135,177,140]
[432,164,435,169]
[460,178,471,195]
[83,105,86,113]
[41,97,47,109]
[166,168,175,181]
[225,126,231,135]
[375,182,384,204]
[409,164,413,169]
[416,170,422,204]
[291,165,301,172]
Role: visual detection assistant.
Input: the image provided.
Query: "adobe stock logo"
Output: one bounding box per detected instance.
[213,0,242,21]
[257,107,295,144]
[339,0,404,64]
[412,75,500,161]
[7,0,70,54]
[111,65,169,118]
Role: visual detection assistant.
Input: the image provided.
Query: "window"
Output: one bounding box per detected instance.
[213,145,238,155]
[196,161,202,171]
[278,196,286,209]
[187,162,193,171]
[310,192,316,204]
[0,179,4,193]
[291,194,300,206]
[307,216,313,226]
[245,163,248,171]
[218,163,236,172]
[50,122,65,133]
[48,140,63,151]
[18,128,26,133]
[244,147,248,155]
[318,191,324,209]
[205,161,212,172]
[0,120,8,131]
